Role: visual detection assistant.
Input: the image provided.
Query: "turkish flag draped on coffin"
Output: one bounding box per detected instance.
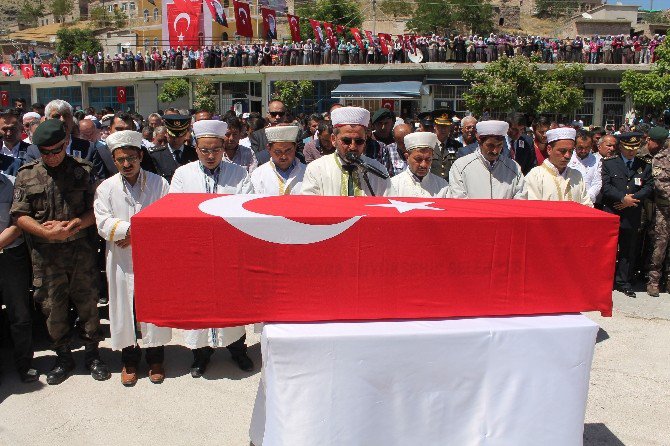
[132,195,619,328]
[167,0,201,48]
[233,0,253,38]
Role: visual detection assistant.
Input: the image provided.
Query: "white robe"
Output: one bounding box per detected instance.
[568,151,602,203]
[448,149,527,199]
[525,160,593,207]
[94,170,173,351]
[168,160,250,349]
[250,160,306,195]
[391,169,449,198]
[301,152,396,197]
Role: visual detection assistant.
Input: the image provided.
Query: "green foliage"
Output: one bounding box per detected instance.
[463,56,584,117]
[621,38,670,113]
[379,0,411,19]
[90,6,128,28]
[193,78,217,114]
[406,0,493,35]
[295,0,363,42]
[17,1,43,28]
[272,80,314,112]
[157,78,190,104]
[643,11,670,24]
[51,0,75,23]
[112,8,128,28]
[56,27,103,56]
[534,0,580,18]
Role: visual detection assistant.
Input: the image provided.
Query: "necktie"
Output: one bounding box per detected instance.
[343,164,356,196]
[509,141,516,160]
[626,160,632,171]
[175,149,183,164]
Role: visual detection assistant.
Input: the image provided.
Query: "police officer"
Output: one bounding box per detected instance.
[11,119,110,385]
[601,132,654,298]
[148,114,197,183]
[430,109,463,180]
[647,128,670,296]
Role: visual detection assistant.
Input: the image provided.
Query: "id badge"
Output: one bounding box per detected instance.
[634,177,642,186]
[73,150,82,158]
[518,140,524,148]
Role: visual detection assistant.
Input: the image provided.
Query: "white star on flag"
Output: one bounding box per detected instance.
[366,199,444,214]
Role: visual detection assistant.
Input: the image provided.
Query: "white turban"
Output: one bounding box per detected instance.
[106,130,143,152]
[331,106,370,127]
[266,125,299,143]
[546,127,576,144]
[404,132,438,151]
[193,119,228,139]
[476,120,509,137]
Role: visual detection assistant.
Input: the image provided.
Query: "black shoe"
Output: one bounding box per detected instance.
[46,359,75,385]
[86,359,111,381]
[18,367,39,383]
[97,294,109,305]
[623,288,636,298]
[190,356,211,378]
[232,353,254,372]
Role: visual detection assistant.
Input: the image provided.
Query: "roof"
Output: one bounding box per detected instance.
[331,81,423,99]
[9,22,98,44]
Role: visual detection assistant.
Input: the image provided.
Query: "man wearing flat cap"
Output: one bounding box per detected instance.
[646,127,670,296]
[525,127,592,206]
[367,108,404,177]
[169,119,254,377]
[11,119,110,385]
[93,130,172,386]
[431,109,463,180]
[417,112,434,132]
[302,107,395,196]
[601,132,654,298]
[391,132,448,197]
[448,120,526,199]
[250,125,306,194]
[149,114,197,183]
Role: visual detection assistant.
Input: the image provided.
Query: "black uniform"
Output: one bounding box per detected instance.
[149,143,197,183]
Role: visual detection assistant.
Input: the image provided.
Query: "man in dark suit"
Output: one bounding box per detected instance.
[148,114,197,183]
[249,100,287,154]
[601,132,654,297]
[506,112,536,175]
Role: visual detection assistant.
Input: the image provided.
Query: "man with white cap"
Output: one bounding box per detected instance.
[448,120,527,199]
[525,127,592,206]
[93,130,172,386]
[302,107,395,196]
[250,125,306,194]
[169,119,254,376]
[391,132,449,197]
[21,111,42,144]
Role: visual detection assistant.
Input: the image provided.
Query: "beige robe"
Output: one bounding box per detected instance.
[391,169,449,198]
[525,160,593,207]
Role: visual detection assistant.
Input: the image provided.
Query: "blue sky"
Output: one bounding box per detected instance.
[618,0,670,10]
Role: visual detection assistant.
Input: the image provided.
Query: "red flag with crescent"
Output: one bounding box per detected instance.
[378,33,392,56]
[323,22,337,47]
[40,63,54,77]
[204,0,228,26]
[350,27,365,50]
[261,7,277,40]
[0,64,14,76]
[117,86,127,104]
[20,64,34,79]
[309,19,323,44]
[336,25,344,35]
[60,62,72,76]
[233,1,253,38]
[0,91,9,107]
[167,2,201,48]
[364,30,375,46]
[287,14,301,42]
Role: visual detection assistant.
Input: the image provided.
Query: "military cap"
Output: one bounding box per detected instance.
[32,119,67,147]
[417,111,434,128]
[371,107,395,125]
[618,132,644,150]
[432,109,455,126]
[163,114,192,137]
[648,126,669,141]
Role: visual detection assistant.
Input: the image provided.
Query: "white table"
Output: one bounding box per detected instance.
[250,315,598,446]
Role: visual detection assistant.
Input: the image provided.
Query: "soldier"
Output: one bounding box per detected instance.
[601,132,654,298]
[11,119,110,385]
[430,109,463,181]
[647,130,670,297]
[148,114,197,183]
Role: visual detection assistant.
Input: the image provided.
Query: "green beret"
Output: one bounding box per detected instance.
[371,108,395,125]
[32,119,67,147]
[648,126,669,141]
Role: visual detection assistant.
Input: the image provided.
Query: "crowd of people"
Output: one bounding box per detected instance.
[1,97,668,388]
[5,32,666,77]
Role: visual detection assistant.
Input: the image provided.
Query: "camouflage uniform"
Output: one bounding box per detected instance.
[648,148,670,289]
[10,156,103,350]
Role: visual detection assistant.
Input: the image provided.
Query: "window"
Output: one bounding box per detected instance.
[222,32,228,41]
[143,9,149,21]
[143,38,149,48]
[37,87,82,109]
[129,2,135,10]
[121,2,128,11]
[432,84,471,116]
[108,5,113,11]
[89,87,135,111]
[153,8,159,20]
[153,37,159,48]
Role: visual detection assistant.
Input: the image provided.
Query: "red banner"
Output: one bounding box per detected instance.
[233,0,253,38]
[204,0,228,26]
[381,99,394,111]
[309,19,323,44]
[0,91,9,107]
[351,27,365,50]
[261,7,277,40]
[20,64,34,79]
[287,14,301,42]
[117,86,127,104]
[60,62,72,76]
[323,22,337,48]
[133,195,618,328]
[378,33,392,56]
[364,30,375,46]
[40,63,54,77]
[336,24,344,35]
[167,3,201,47]
[0,64,14,76]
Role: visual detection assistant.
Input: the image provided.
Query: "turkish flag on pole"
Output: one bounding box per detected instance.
[381,99,394,111]
[0,63,14,76]
[261,7,277,40]
[350,27,365,50]
[233,1,253,38]
[309,19,323,44]
[287,14,301,42]
[60,62,72,76]
[323,22,337,47]
[364,30,375,46]
[204,0,228,26]
[167,3,201,47]
[0,91,9,107]
[378,33,392,55]
[336,25,344,35]
[117,86,127,104]
[40,63,54,77]
[20,64,34,79]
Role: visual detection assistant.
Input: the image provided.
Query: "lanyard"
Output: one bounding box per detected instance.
[200,163,221,194]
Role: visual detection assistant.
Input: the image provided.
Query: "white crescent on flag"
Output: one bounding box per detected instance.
[213,0,224,17]
[290,16,297,28]
[174,12,191,33]
[238,7,247,24]
[119,89,125,98]
[1,67,9,75]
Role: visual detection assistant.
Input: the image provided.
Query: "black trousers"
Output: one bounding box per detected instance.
[616,227,640,288]
[122,345,164,366]
[0,243,33,371]
[193,334,247,359]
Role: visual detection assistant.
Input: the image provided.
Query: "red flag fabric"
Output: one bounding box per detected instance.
[309,19,323,44]
[20,64,34,79]
[0,91,9,107]
[378,33,392,56]
[60,62,72,76]
[133,195,618,328]
[364,30,375,47]
[117,86,127,104]
[261,7,277,40]
[233,1,253,38]
[323,22,337,48]
[167,2,201,48]
[204,0,228,26]
[350,27,365,50]
[0,64,14,76]
[381,99,394,111]
[287,14,301,42]
[336,25,344,35]
[40,63,54,77]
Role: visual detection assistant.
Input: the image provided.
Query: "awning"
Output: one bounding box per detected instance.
[331,81,423,99]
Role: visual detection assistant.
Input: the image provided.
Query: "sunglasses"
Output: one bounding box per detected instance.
[340,137,366,146]
[269,112,286,117]
[198,147,223,155]
[114,155,139,164]
[39,141,66,156]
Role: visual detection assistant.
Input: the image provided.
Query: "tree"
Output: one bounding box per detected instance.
[272,80,314,112]
[406,0,493,35]
[620,38,670,115]
[90,5,113,27]
[112,8,128,28]
[193,78,217,114]
[56,27,103,56]
[379,0,411,19]
[534,0,580,18]
[51,0,75,23]
[295,0,363,42]
[157,78,190,104]
[17,1,43,28]
[538,63,585,116]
